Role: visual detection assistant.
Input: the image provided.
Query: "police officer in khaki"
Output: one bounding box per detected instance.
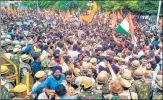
[80,63,91,76]
[152,75,163,100]
[77,76,103,99]
[105,79,124,99]
[11,47,22,66]
[95,71,110,97]
[4,38,14,59]
[118,77,138,99]
[131,69,151,99]
[9,84,27,99]
[1,65,17,98]
[19,54,32,82]
[90,58,99,73]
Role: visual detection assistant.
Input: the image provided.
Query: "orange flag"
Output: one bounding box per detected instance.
[117,11,123,20]
[110,12,117,28]
[44,9,48,17]
[50,10,54,16]
[13,9,17,15]
[126,12,135,40]
[65,10,71,20]
[7,7,11,15]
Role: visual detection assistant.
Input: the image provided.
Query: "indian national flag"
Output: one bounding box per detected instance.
[116,12,137,46]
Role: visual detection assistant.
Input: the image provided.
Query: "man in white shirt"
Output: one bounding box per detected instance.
[67,44,80,60]
[32,71,47,99]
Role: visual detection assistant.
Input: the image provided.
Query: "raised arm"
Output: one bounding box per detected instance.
[31,77,50,94]
[112,33,120,45]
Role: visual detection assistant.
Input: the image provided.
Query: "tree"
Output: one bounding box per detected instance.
[53,1,89,13]
[101,0,162,15]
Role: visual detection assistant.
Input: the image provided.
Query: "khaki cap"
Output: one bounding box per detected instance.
[120,78,131,88]
[12,84,27,93]
[35,71,46,78]
[1,65,9,75]
[80,77,94,89]
[90,58,97,63]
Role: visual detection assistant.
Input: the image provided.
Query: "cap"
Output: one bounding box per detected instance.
[32,52,41,58]
[15,45,21,49]
[7,46,14,51]
[119,58,126,62]
[35,48,41,52]
[21,54,30,61]
[110,79,123,94]
[133,69,143,79]
[120,78,131,88]
[1,65,9,75]
[90,58,97,63]
[13,48,21,53]
[12,84,27,93]
[80,77,93,89]
[113,56,120,61]
[35,71,46,78]
[131,60,140,68]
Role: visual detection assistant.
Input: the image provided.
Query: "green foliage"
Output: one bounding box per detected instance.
[21,1,56,9]
[102,0,162,15]
[10,4,18,9]
[53,1,89,13]
[21,0,162,16]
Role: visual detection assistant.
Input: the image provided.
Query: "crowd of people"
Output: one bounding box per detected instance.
[1,8,163,100]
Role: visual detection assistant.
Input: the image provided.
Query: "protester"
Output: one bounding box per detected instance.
[0,6,162,100]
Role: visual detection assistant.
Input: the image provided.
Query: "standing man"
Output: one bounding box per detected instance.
[61,71,74,96]
[31,52,43,76]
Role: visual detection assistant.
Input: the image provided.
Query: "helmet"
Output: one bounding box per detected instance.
[96,71,109,84]
[1,65,9,75]
[80,77,93,89]
[131,60,140,68]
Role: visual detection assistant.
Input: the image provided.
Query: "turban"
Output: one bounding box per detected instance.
[52,66,62,74]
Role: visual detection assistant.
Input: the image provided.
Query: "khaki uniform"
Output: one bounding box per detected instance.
[78,90,103,99]
[105,90,138,100]
[95,83,109,98]
[130,79,145,92]
[76,84,103,99]
[62,81,74,96]
[130,79,152,99]
[1,77,15,90]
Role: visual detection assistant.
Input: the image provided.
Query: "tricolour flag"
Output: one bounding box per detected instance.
[116,12,137,46]
[116,12,134,36]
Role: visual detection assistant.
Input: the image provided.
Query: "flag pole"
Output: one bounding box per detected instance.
[156,0,162,28]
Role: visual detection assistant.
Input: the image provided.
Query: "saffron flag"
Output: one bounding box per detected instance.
[117,11,123,20]
[79,1,97,23]
[110,12,117,28]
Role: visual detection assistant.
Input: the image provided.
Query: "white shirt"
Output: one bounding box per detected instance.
[125,55,132,64]
[38,92,51,99]
[67,50,80,60]
[138,50,144,58]
[32,81,41,98]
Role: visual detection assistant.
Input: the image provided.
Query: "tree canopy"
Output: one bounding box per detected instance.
[21,0,163,16]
